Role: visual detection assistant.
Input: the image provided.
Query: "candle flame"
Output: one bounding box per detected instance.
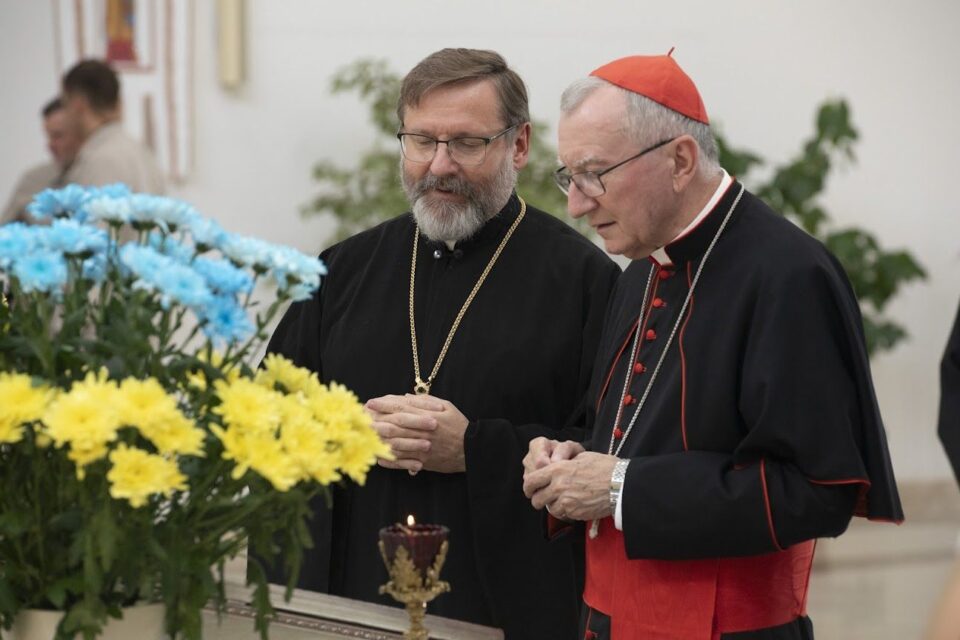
[406,514,415,526]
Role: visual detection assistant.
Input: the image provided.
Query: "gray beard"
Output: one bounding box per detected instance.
[401,156,517,244]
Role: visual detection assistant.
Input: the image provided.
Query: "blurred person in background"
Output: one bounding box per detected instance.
[60,58,165,194]
[2,97,81,224]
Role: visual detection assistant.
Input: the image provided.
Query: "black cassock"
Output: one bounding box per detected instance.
[264,194,620,639]
[580,182,903,639]
[939,298,960,487]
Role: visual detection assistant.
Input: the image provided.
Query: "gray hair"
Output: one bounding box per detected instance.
[560,76,720,173]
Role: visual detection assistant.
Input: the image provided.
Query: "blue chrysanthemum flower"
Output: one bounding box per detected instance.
[85,195,133,225]
[264,245,327,300]
[0,223,39,268]
[184,213,228,250]
[38,219,109,256]
[200,295,254,345]
[119,244,168,276]
[12,250,68,294]
[129,194,195,232]
[81,253,108,283]
[192,256,254,296]
[120,244,212,310]
[152,263,214,310]
[219,234,326,297]
[147,232,196,263]
[26,184,91,221]
[286,282,317,302]
[220,234,273,269]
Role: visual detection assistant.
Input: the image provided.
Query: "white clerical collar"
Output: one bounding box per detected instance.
[650,169,733,267]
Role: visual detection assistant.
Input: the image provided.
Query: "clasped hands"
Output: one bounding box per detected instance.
[365,394,468,474]
[521,437,619,522]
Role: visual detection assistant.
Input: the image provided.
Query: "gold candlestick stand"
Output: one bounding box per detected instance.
[379,540,451,640]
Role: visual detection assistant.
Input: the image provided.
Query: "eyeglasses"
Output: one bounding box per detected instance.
[397,125,517,166]
[554,137,677,197]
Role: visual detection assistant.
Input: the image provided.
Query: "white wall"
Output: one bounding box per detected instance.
[2,0,958,481]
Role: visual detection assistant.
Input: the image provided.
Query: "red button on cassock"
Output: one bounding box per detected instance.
[613,428,623,440]
[646,329,657,341]
[633,362,646,374]
[658,270,673,280]
[652,297,665,308]
[623,394,634,405]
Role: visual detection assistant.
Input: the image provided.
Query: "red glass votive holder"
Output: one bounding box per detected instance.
[379,523,449,578]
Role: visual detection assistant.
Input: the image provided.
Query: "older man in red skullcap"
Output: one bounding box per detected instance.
[522,52,903,640]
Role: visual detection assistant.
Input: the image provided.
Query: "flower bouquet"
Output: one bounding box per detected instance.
[0,185,390,639]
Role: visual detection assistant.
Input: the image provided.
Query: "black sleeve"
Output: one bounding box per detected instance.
[621,453,859,559]
[463,256,620,491]
[939,298,960,487]
[621,260,876,560]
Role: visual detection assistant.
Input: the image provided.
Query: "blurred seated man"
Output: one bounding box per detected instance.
[2,97,81,224]
[60,59,165,194]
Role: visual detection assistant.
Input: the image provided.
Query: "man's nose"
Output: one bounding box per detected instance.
[428,143,459,176]
[566,181,597,219]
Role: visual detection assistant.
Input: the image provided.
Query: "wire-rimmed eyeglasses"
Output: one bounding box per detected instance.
[397,125,517,166]
[554,137,677,197]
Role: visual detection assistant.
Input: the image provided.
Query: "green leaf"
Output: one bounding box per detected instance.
[92,506,119,573]
[0,511,29,537]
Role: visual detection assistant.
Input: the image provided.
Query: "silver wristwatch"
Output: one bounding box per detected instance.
[609,459,630,512]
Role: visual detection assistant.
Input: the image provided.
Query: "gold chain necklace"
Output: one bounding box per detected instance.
[409,197,527,395]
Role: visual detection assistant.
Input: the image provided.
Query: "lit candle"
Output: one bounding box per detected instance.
[379,515,449,579]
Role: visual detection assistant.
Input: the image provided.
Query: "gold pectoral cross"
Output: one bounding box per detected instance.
[414,377,431,395]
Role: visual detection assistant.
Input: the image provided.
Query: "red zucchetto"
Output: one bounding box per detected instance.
[590,49,709,124]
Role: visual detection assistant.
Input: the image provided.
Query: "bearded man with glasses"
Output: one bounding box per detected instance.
[523,52,903,640]
[264,48,619,639]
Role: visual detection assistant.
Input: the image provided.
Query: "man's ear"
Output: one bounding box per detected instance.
[512,122,532,171]
[671,135,699,193]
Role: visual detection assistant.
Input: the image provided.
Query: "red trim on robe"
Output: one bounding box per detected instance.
[760,458,785,551]
[596,318,639,412]
[805,476,893,522]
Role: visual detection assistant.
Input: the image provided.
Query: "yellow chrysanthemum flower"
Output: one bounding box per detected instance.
[212,368,390,491]
[143,411,206,457]
[213,378,282,434]
[212,425,299,491]
[0,371,54,445]
[42,373,122,476]
[305,382,391,485]
[277,398,341,485]
[0,373,53,442]
[116,377,177,428]
[115,377,206,456]
[257,354,322,397]
[107,443,187,508]
[337,428,393,485]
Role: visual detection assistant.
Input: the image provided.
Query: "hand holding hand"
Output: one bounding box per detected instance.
[366,393,469,474]
[523,452,619,522]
